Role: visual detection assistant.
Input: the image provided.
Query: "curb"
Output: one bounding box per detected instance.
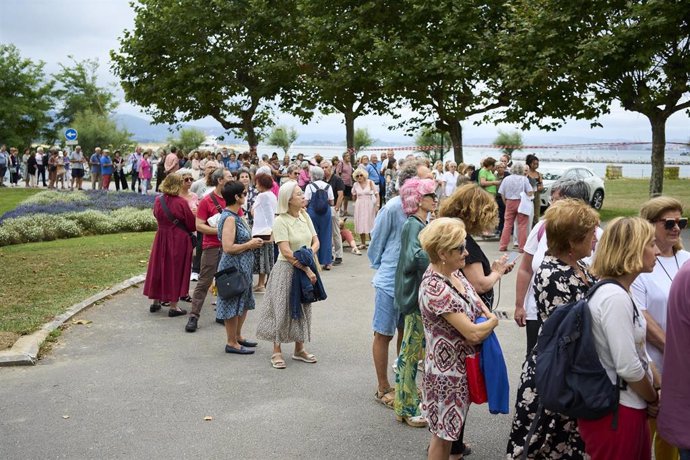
[0,273,146,367]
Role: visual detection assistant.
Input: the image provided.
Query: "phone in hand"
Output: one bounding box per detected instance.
[506,251,521,265]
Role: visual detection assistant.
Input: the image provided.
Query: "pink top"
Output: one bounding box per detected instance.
[164,153,179,174]
[337,161,354,186]
[657,260,690,449]
[298,169,310,188]
[271,181,280,197]
[139,158,152,180]
[182,192,199,215]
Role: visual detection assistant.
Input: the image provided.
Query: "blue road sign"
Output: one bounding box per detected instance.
[65,128,78,141]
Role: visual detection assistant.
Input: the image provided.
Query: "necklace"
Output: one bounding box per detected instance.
[656,254,679,282]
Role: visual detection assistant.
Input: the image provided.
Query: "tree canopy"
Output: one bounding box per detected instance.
[267,126,299,155]
[168,127,207,153]
[0,44,55,150]
[111,0,302,150]
[499,0,690,196]
[415,128,451,165]
[72,109,133,155]
[354,128,373,153]
[493,131,523,156]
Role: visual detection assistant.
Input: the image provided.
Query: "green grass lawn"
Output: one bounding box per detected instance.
[0,188,41,216]
[598,178,690,221]
[0,232,155,337]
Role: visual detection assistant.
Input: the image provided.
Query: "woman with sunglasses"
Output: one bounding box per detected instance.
[417,217,499,460]
[632,196,689,460]
[393,178,437,428]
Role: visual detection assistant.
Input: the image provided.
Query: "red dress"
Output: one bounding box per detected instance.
[143,194,196,302]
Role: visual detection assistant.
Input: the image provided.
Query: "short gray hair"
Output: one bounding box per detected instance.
[210,167,227,186]
[509,162,526,175]
[552,179,589,202]
[397,163,419,188]
[320,160,332,169]
[176,168,194,177]
[287,164,299,176]
[310,166,325,181]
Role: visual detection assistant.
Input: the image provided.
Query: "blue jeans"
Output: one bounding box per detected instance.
[680,449,690,460]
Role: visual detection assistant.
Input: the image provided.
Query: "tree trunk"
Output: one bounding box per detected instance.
[344,110,355,155]
[243,115,258,154]
[448,120,463,164]
[648,115,666,197]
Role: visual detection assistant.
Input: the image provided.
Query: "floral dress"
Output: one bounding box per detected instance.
[419,267,483,441]
[215,210,255,320]
[506,255,596,459]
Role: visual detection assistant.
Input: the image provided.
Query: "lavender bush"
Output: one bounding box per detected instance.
[0,190,156,223]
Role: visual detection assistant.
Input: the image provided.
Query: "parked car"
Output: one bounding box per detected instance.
[540,166,606,210]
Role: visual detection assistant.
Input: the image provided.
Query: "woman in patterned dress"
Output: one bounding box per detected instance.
[417,217,500,460]
[216,182,265,355]
[255,180,321,369]
[506,199,600,459]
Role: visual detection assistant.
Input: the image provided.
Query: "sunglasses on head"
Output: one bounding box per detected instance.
[659,217,688,230]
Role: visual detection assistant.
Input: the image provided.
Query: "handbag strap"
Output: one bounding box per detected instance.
[210,193,224,213]
[158,195,193,236]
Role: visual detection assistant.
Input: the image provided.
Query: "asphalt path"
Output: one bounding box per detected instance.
[0,238,610,459]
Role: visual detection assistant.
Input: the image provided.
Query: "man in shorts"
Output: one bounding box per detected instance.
[90,147,102,190]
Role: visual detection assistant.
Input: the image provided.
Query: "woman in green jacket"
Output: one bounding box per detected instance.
[393,177,438,427]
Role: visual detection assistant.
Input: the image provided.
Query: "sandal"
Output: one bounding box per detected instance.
[271,353,287,369]
[292,350,317,363]
[375,387,395,409]
[352,247,362,256]
[252,285,266,293]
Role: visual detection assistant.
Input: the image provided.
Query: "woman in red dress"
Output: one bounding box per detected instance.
[144,173,196,317]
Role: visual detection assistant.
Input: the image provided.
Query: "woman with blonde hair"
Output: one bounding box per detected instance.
[507,199,599,459]
[440,184,511,309]
[578,217,660,460]
[143,173,196,317]
[336,152,354,216]
[418,217,499,459]
[352,168,378,249]
[632,196,688,460]
[256,180,322,369]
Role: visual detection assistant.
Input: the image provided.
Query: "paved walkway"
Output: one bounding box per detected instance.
[0,241,525,459]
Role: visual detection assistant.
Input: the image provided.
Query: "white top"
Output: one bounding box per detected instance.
[251,191,278,236]
[498,174,532,200]
[522,221,604,320]
[588,283,651,410]
[631,249,690,373]
[442,171,459,197]
[69,151,84,169]
[304,180,335,201]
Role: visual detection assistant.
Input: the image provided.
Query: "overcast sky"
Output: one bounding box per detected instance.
[2,0,688,144]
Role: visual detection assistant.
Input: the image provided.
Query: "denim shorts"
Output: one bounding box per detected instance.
[372,288,403,336]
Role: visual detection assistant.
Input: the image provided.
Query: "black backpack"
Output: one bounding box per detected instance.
[309,183,331,215]
[536,279,636,418]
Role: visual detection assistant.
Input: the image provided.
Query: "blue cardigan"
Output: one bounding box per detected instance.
[290,247,327,319]
[476,316,510,414]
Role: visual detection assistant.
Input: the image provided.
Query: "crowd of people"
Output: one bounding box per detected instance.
[133,143,688,460]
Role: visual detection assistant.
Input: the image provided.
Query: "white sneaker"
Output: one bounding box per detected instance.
[190,272,199,281]
[392,357,399,374]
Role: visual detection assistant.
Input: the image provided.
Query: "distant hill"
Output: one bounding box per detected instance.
[113,114,244,143]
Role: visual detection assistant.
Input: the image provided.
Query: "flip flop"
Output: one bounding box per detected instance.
[225,344,255,354]
[271,353,287,369]
[292,351,317,363]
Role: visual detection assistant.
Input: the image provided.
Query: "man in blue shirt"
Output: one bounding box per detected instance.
[90,147,102,190]
[369,159,432,408]
[100,149,113,190]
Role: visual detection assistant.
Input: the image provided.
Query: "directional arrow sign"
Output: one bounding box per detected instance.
[64,128,78,141]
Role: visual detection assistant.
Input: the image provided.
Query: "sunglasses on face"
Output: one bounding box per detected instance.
[183,177,194,183]
[423,193,438,200]
[659,217,688,230]
[455,243,467,253]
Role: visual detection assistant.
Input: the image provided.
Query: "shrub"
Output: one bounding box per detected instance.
[22,190,89,205]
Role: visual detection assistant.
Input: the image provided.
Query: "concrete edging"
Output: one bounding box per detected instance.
[0,273,146,367]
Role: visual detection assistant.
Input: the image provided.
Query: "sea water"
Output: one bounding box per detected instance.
[255,145,690,178]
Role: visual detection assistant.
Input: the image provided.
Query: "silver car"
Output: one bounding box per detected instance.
[540,166,606,210]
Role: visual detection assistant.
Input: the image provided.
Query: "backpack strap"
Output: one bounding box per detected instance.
[521,404,544,460]
[158,196,193,237]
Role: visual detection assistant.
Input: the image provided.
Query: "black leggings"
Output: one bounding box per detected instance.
[526,319,540,359]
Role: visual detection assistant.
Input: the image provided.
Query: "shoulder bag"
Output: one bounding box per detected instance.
[158,195,198,246]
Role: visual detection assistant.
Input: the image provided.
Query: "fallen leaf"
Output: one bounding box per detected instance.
[204,416,213,421]
[72,319,92,325]
[62,415,70,419]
